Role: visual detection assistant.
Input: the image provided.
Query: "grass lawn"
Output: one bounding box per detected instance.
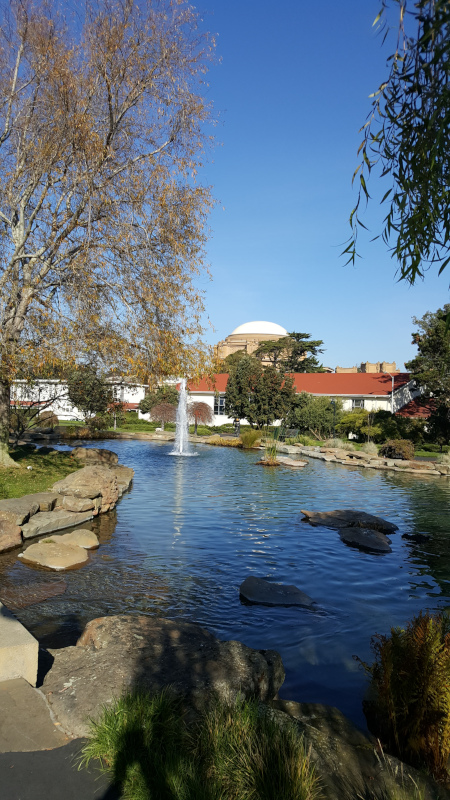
[0,446,82,499]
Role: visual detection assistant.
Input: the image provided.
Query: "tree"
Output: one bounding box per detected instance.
[405,304,450,448]
[286,392,342,440]
[337,408,380,442]
[216,350,247,373]
[67,365,112,420]
[254,332,325,372]
[150,402,176,430]
[345,1,450,284]
[139,386,179,415]
[224,355,295,429]
[188,401,213,434]
[0,0,215,465]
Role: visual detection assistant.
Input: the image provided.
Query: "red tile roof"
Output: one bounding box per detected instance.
[187,373,411,397]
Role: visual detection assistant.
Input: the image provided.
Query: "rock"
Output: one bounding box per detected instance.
[240,576,316,607]
[109,465,134,495]
[0,580,67,609]
[71,447,119,466]
[0,519,22,553]
[52,466,119,508]
[37,446,57,454]
[50,530,99,550]
[300,509,398,534]
[402,532,431,543]
[61,495,95,513]
[21,509,95,539]
[339,527,392,553]
[266,700,446,800]
[20,492,60,512]
[0,497,40,526]
[276,456,308,469]
[43,615,285,737]
[18,541,89,570]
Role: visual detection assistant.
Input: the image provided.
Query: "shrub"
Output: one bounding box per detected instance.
[356,611,450,781]
[240,430,261,449]
[323,437,355,451]
[285,434,318,447]
[360,441,378,455]
[38,410,59,429]
[437,453,450,464]
[379,439,414,460]
[81,690,321,800]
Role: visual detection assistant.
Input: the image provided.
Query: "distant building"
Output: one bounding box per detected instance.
[335,361,398,374]
[215,321,288,361]
[185,372,420,426]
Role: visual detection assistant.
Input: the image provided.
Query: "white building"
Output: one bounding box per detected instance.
[11,379,148,421]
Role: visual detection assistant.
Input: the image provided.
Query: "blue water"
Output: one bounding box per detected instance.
[2,439,450,730]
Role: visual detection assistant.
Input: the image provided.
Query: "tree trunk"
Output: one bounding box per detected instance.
[0,378,20,467]
[194,420,198,435]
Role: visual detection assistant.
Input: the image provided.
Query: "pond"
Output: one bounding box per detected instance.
[1,438,450,731]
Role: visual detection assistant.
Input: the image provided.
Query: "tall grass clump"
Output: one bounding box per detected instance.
[240,430,261,449]
[356,611,450,782]
[207,435,241,448]
[360,441,378,455]
[81,691,321,800]
[437,452,450,465]
[323,438,355,451]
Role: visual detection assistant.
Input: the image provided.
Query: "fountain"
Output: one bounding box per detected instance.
[171,378,195,456]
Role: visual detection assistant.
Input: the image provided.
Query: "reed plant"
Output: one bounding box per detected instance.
[356,611,450,782]
[240,429,261,449]
[81,690,322,800]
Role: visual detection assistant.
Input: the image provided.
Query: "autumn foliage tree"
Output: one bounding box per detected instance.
[188,401,213,434]
[150,402,176,430]
[0,0,215,464]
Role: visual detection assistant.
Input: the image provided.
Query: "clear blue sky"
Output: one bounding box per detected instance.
[193,0,449,370]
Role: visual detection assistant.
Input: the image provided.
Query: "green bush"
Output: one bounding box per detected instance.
[285,434,318,446]
[240,430,261,448]
[356,611,450,781]
[81,690,321,800]
[379,439,414,460]
[323,437,355,451]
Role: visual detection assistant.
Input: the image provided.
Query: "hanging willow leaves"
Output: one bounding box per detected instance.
[344,0,450,285]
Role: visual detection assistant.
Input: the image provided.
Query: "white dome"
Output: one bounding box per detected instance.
[230,321,288,337]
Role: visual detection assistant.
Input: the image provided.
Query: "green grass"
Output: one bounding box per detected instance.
[80,690,322,800]
[0,446,82,499]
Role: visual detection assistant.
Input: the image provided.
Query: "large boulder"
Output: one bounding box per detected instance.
[18,541,89,570]
[21,509,95,539]
[267,700,447,800]
[71,447,119,467]
[240,576,316,607]
[109,465,134,496]
[42,615,285,737]
[52,466,119,511]
[0,519,22,553]
[301,509,398,534]
[0,497,40,526]
[339,527,392,554]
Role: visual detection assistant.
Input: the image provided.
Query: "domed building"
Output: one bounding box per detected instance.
[215,321,288,361]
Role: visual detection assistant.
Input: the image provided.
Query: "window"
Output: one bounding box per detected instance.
[352,398,365,409]
[214,395,226,415]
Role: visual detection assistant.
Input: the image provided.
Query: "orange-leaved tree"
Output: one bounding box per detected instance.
[0,0,215,465]
[188,401,214,434]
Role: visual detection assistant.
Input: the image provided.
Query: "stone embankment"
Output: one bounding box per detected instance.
[277,442,450,478]
[0,447,134,556]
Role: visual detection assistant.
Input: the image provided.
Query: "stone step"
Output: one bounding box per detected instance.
[21,510,95,540]
[0,603,38,686]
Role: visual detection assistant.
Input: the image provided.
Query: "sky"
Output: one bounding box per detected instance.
[192,0,449,371]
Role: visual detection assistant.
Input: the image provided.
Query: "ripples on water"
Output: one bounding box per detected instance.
[1,439,449,729]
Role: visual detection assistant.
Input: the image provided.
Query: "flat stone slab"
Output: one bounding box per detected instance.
[0,602,38,685]
[276,456,308,469]
[21,509,95,539]
[18,542,89,570]
[0,519,22,553]
[338,527,392,553]
[0,678,69,752]
[43,615,285,737]
[20,493,59,512]
[240,576,316,607]
[0,497,40,526]
[48,530,99,550]
[61,495,95,512]
[0,580,67,609]
[300,508,398,534]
